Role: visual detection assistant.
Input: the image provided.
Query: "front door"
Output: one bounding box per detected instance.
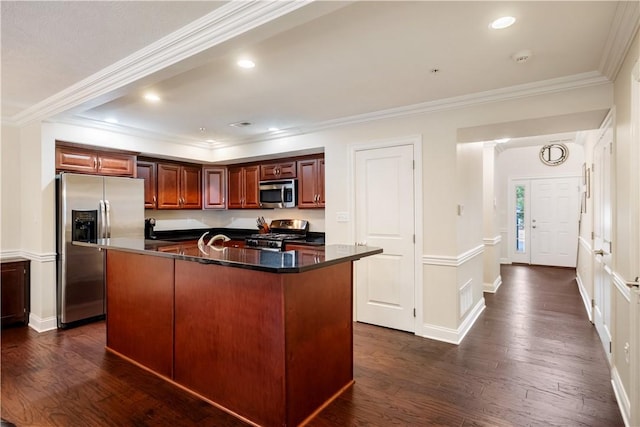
[354,143,416,332]
[592,125,613,362]
[509,177,580,267]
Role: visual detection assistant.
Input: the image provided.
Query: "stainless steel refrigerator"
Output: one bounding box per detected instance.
[56,172,144,328]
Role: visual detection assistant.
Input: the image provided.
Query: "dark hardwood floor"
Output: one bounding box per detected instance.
[1,265,623,426]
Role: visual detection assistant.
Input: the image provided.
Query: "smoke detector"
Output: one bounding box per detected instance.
[512,49,533,64]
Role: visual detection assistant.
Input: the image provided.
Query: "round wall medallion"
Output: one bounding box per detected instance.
[539,143,569,166]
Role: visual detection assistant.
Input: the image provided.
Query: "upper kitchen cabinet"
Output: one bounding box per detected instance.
[136,160,158,209]
[260,161,297,181]
[227,165,260,209]
[56,144,136,177]
[157,162,202,209]
[297,156,325,208]
[203,166,227,209]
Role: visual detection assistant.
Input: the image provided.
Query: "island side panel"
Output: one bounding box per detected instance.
[106,250,175,378]
[283,261,354,426]
[174,260,286,427]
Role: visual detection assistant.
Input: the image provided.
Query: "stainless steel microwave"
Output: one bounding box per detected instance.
[259,179,297,208]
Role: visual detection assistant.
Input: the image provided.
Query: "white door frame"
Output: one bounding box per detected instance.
[348,135,423,336]
[628,58,640,427]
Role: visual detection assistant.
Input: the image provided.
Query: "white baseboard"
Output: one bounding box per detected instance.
[29,313,57,332]
[575,272,593,322]
[612,366,631,426]
[499,258,511,264]
[421,297,485,345]
[483,275,502,293]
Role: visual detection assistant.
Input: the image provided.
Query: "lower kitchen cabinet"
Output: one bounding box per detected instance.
[1,258,30,327]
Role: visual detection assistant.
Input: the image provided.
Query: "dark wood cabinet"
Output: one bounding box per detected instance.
[297,156,325,208]
[136,161,157,209]
[1,258,30,327]
[260,161,297,181]
[203,167,226,209]
[56,145,135,177]
[157,162,202,210]
[227,165,259,209]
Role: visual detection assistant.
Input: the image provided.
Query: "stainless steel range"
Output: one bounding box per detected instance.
[245,219,309,251]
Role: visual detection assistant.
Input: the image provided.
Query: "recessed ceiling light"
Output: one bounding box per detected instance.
[205,139,216,143]
[494,138,511,144]
[105,117,118,124]
[144,93,161,102]
[237,59,255,69]
[268,127,280,132]
[490,16,516,30]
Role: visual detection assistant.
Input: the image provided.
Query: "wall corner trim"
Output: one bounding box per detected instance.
[420,298,485,345]
[483,275,502,294]
[423,244,484,267]
[575,272,593,322]
[483,235,502,246]
[611,366,631,426]
[29,314,57,333]
[612,271,632,302]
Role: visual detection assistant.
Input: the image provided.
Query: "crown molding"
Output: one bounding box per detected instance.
[10,0,312,127]
[599,0,640,81]
[299,71,610,135]
[48,70,611,152]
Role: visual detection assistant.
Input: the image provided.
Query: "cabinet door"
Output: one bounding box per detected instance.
[260,163,279,181]
[203,167,226,209]
[277,161,297,179]
[317,158,325,207]
[1,261,28,326]
[157,163,181,209]
[55,146,97,174]
[181,165,202,209]
[136,161,157,209]
[243,165,260,208]
[227,167,245,209]
[97,153,136,176]
[297,159,320,208]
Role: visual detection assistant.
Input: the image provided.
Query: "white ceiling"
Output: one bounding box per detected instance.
[2,1,638,150]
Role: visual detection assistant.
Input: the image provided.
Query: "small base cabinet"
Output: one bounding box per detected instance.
[1,258,30,327]
[105,249,354,427]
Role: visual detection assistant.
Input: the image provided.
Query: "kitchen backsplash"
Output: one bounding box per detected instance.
[148,208,325,232]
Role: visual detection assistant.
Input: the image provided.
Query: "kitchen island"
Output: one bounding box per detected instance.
[77,238,381,427]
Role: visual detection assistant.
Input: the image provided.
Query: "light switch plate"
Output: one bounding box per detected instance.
[336,212,349,222]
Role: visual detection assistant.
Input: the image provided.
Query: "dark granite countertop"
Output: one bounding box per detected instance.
[148,227,325,245]
[74,238,379,273]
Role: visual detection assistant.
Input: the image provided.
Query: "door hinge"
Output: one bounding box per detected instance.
[592,163,595,173]
[609,341,612,353]
[412,160,415,170]
[413,308,416,317]
[591,231,594,240]
[413,234,415,244]
[591,298,595,308]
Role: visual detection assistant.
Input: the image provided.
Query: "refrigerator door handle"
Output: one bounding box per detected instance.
[99,200,106,238]
[105,200,111,238]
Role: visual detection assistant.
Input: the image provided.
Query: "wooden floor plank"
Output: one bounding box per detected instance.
[1,265,623,426]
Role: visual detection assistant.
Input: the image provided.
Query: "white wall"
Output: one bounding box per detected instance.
[1,125,21,253]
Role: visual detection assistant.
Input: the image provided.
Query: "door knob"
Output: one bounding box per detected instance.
[532,225,536,228]
[594,249,605,256]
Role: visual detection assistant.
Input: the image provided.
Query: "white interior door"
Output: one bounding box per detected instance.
[509,177,580,267]
[530,177,580,267]
[354,144,415,332]
[592,127,613,362]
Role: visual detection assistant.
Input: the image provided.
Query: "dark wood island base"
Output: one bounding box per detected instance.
[106,249,357,426]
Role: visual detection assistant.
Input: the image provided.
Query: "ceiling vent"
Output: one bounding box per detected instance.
[229,121,252,128]
[512,49,533,64]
